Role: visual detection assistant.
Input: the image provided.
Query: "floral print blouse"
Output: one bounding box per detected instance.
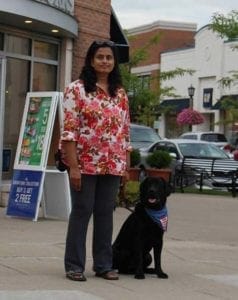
[61,80,131,176]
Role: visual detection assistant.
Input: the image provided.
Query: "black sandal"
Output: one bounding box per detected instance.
[66,271,87,281]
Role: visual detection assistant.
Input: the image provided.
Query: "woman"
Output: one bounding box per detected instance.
[61,40,131,281]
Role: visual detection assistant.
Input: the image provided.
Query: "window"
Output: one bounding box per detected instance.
[1,32,60,179]
[153,143,167,152]
[167,143,179,158]
[182,134,197,140]
[201,133,227,142]
[33,63,57,91]
[203,88,213,108]
[3,58,30,179]
[6,35,31,55]
[34,40,58,60]
[138,74,150,89]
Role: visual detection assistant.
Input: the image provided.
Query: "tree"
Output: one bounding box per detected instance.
[209,10,238,126]
[209,10,238,40]
[120,34,194,126]
[209,10,238,89]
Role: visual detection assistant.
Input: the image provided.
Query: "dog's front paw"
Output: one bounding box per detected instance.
[157,271,168,279]
[135,273,145,279]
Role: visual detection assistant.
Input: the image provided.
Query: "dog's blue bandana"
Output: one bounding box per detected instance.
[145,206,168,231]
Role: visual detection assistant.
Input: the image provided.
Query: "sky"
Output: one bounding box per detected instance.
[111,0,237,30]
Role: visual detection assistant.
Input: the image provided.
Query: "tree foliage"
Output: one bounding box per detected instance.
[209,10,238,89]
[209,10,238,126]
[209,10,238,39]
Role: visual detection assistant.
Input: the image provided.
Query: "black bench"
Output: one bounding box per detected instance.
[211,159,238,196]
[174,156,238,197]
[174,157,214,192]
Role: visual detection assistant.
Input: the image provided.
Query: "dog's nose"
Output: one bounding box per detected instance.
[148,190,156,198]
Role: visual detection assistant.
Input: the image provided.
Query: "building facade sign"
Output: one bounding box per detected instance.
[34,0,74,15]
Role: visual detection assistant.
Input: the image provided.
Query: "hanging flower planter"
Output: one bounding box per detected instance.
[176,108,205,125]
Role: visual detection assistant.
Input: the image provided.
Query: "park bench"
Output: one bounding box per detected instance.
[211,159,238,196]
[174,156,238,197]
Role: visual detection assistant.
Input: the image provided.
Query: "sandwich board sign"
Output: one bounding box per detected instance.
[6,92,71,221]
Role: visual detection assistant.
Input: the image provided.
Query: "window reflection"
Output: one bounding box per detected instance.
[1,33,59,178]
[33,62,57,91]
[34,40,58,60]
[6,35,31,55]
[3,58,30,179]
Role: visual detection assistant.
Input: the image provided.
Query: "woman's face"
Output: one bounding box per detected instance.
[91,47,115,76]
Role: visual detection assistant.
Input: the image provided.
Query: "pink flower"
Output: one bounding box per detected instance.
[177,108,205,125]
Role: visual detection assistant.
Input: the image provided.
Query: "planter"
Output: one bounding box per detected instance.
[146,168,172,182]
[128,167,140,181]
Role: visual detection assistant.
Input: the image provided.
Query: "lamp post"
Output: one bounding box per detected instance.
[188,85,195,109]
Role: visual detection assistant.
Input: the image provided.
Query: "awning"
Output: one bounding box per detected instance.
[158,98,190,113]
[212,95,238,110]
[0,0,78,38]
[110,8,129,63]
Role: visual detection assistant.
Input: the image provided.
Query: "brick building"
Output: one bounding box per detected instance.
[127,20,196,122]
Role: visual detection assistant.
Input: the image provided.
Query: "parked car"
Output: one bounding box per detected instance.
[178,131,228,149]
[130,123,161,149]
[139,139,230,189]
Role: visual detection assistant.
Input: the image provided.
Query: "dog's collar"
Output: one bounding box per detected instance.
[145,206,168,231]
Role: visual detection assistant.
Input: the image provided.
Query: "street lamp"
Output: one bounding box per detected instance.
[188,85,195,108]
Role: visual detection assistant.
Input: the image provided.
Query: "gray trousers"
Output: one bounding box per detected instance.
[64,174,121,273]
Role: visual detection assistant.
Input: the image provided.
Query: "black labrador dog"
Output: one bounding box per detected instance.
[113,176,171,279]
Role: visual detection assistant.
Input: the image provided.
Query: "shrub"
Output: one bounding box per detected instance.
[130,149,141,167]
[146,150,172,169]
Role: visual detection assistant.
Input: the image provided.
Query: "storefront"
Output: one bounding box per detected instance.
[0,1,77,189]
[0,0,129,203]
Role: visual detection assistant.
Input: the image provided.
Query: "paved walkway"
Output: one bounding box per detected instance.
[0,192,238,300]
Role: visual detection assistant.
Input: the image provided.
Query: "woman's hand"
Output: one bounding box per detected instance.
[69,166,81,191]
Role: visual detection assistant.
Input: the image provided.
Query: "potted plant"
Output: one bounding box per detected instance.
[146,150,172,181]
[128,149,141,181]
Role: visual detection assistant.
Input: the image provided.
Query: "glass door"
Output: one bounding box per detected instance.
[3,58,30,180]
[0,33,59,180]
[0,56,6,187]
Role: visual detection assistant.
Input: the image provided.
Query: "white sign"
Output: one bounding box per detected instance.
[7,92,71,221]
[14,92,58,170]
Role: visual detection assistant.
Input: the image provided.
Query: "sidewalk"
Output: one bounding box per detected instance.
[0,192,238,300]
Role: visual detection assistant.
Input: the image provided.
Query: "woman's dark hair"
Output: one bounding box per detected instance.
[79,40,122,97]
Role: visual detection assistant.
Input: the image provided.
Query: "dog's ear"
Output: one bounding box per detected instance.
[139,176,148,195]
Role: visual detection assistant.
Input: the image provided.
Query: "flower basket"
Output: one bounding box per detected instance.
[177,108,205,125]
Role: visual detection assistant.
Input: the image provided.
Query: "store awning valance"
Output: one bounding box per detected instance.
[158,98,190,113]
[0,0,78,37]
[110,8,129,63]
[212,94,238,110]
